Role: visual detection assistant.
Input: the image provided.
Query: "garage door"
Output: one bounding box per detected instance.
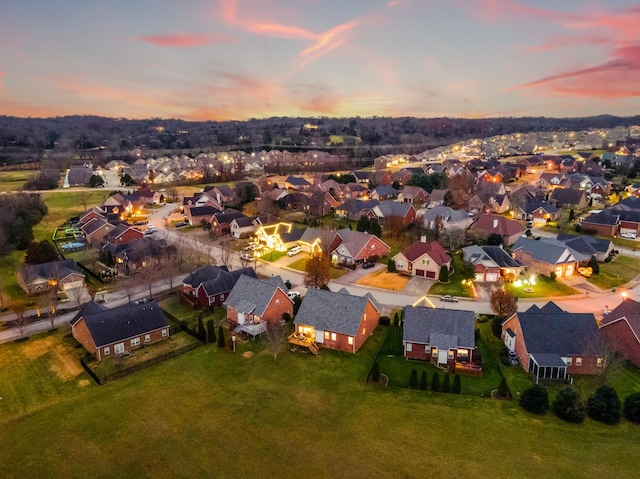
[415,269,426,277]
[425,270,436,278]
[485,273,499,282]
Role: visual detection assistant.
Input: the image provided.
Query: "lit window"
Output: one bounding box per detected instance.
[364,313,367,322]
[331,333,337,341]
[104,347,110,356]
[597,358,603,368]
[131,338,140,347]
[324,331,330,340]
[432,348,438,357]
[448,350,454,359]
[145,334,150,343]
[348,337,354,345]
[362,328,366,336]
[406,343,412,352]
[575,357,582,366]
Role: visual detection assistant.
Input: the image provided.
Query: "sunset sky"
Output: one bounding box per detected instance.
[1,0,639,120]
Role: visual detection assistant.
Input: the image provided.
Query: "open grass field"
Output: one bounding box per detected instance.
[588,255,640,290]
[355,270,409,291]
[1,323,640,478]
[0,324,640,478]
[0,170,36,192]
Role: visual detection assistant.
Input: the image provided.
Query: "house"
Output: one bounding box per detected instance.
[293,288,380,353]
[203,184,235,204]
[224,275,293,337]
[298,227,341,254]
[342,182,368,198]
[549,188,588,209]
[210,210,246,236]
[81,217,117,247]
[370,185,399,201]
[391,169,414,186]
[516,200,560,222]
[462,244,522,282]
[581,197,640,237]
[470,214,524,246]
[537,172,566,191]
[184,205,222,226]
[284,176,312,191]
[17,259,85,295]
[102,223,145,247]
[372,201,416,226]
[397,186,429,204]
[600,298,640,368]
[402,306,476,368]
[66,164,94,187]
[105,237,177,275]
[335,198,379,221]
[350,170,373,184]
[392,239,451,278]
[70,300,170,361]
[230,215,262,239]
[181,265,257,309]
[512,237,580,277]
[502,302,602,383]
[556,234,613,263]
[478,169,504,183]
[254,222,305,251]
[330,229,390,267]
[427,189,447,208]
[418,206,474,231]
[509,185,545,209]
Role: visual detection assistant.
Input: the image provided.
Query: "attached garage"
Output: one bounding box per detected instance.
[485,272,499,282]
[416,269,426,277]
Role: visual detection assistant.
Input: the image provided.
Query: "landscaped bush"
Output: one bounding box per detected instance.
[217,326,226,348]
[379,316,390,326]
[549,271,557,280]
[442,373,451,393]
[206,319,216,344]
[491,316,503,338]
[623,392,640,424]
[371,361,380,383]
[520,385,549,414]
[431,372,440,392]
[477,315,490,324]
[387,258,396,273]
[438,265,449,282]
[553,387,586,423]
[409,368,418,389]
[497,377,509,398]
[419,371,428,390]
[588,385,621,424]
[452,374,461,394]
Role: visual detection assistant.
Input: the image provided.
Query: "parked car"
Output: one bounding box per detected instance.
[240,253,253,261]
[287,246,302,256]
[439,295,458,303]
[362,261,376,269]
[507,351,519,366]
[620,232,637,239]
[175,221,188,228]
[287,291,301,299]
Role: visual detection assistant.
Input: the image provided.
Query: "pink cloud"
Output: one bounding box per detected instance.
[138,32,234,47]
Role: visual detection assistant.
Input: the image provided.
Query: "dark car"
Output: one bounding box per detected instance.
[175,221,188,228]
[362,261,376,269]
[507,351,519,366]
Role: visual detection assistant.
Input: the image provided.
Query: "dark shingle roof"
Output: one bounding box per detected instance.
[512,237,577,265]
[294,288,378,336]
[402,306,475,349]
[74,301,169,347]
[183,265,230,288]
[200,267,256,296]
[18,259,83,285]
[224,274,288,316]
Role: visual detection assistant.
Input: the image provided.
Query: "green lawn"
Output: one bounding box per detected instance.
[158,295,227,330]
[428,252,473,297]
[588,255,640,289]
[506,273,578,298]
[287,257,347,279]
[0,170,36,192]
[1,323,640,478]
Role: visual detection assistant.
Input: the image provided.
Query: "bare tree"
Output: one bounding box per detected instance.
[443,228,466,252]
[587,329,625,385]
[162,253,182,291]
[48,289,58,331]
[218,238,236,269]
[490,289,517,318]
[67,285,90,310]
[141,265,163,300]
[118,274,138,302]
[304,252,331,289]
[11,298,29,339]
[263,319,288,360]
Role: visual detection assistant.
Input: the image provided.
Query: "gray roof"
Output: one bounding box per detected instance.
[294,288,378,336]
[18,259,83,285]
[334,228,387,257]
[516,302,599,357]
[512,237,577,265]
[299,227,338,249]
[200,267,257,296]
[402,306,475,349]
[183,265,228,288]
[462,245,520,269]
[556,234,612,256]
[224,274,288,316]
[422,206,469,224]
[523,201,559,215]
[72,301,169,347]
[67,164,94,186]
[371,185,399,197]
[375,200,413,217]
[530,353,571,368]
[285,176,311,187]
[337,198,380,215]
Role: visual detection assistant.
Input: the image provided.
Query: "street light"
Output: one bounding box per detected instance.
[232,334,236,352]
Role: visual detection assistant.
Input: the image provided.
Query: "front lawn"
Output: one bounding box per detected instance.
[428,252,473,297]
[287,257,347,280]
[587,255,640,289]
[355,270,409,291]
[506,273,578,298]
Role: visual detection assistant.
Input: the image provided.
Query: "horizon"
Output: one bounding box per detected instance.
[1,1,639,121]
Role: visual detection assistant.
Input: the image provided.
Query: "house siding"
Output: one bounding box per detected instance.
[601,320,640,368]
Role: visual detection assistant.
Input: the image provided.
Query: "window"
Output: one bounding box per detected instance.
[276,299,280,306]
[114,343,125,354]
[324,331,330,340]
[432,348,438,357]
[145,334,151,343]
[370,244,375,250]
[565,357,572,366]
[131,338,140,347]
[362,328,366,336]
[331,333,337,341]
[162,329,168,337]
[348,337,354,345]
[406,343,412,352]
[575,357,582,366]
[423,259,429,265]
[220,294,224,300]
[104,346,110,356]
[597,358,603,368]
[448,351,454,360]
[364,313,367,322]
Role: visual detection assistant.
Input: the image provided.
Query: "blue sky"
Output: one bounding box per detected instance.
[1,0,639,120]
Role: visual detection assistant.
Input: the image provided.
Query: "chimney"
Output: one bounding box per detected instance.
[420,235,427,243]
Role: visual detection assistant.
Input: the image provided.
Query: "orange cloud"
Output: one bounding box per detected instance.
[138,32,234,47]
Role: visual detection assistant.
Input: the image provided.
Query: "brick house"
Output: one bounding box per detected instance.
[512,237,580,277]
[462,244,522,282]
[330,229,391,267]
[402,306,476,366]
[181,265,256,309]
[372,201,417,226]
[81,217,116,247]
[293,288,380,354]
[224,275,293,337]
[17,259,85,296]
[70,301,170,361]
[600,298,640,368]
[397,186,429,204]
[102,223,144,247]
[392,239,451,278]
[501,302,603,383]
[470,214,524,246]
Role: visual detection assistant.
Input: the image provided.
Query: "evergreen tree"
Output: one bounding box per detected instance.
[497,377,509,398]
[438,264,449,282]
[356,215,370,232]
[623,392,640,424]
[207,319,216,343]
[393,312,400,327]
[217,326,226,348]
[409,368,418,389]
[387,258,396,273]
[588,255,599,275]
[452,374,462,394]
[431,372,440,392]
[568,209,575,221]
[419,371,428,390]
[368,218,382,237]
[371,361,380,383]
[442,373,451,393]
[197,316,206,341]
[553,387,586,423]
[520,385,549,414]
[588,385,621,424]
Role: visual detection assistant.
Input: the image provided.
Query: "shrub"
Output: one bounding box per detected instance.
[491,316,503,339]
[217,326,226,348]
[574,223,582,233]
[452,375,461,394]
[197,316,206,341]
[282,312,292,323]
[379,316,390,326]
[431,372,440,392]
[588,385,621,424]
[371,361,380,383]
[393,312,400,327]
[553,387,586,423]
[442,373,451,393]
[549,271,557,280]
[285,280,292,289]
[623,392,640,424]
[387,258,396,273]
[438,265,449,282]
[588,256,599,275]
[206,319,216,344]
[419,371,428,390]
[477,315,489,324]
[520,385,549,414]
[409,368,418,389]
[497,377,509,398]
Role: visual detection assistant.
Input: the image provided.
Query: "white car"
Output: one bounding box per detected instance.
[287,246,302,256]
[287,291,301,299]
[620,232,637,239]
[240,253,253,261]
